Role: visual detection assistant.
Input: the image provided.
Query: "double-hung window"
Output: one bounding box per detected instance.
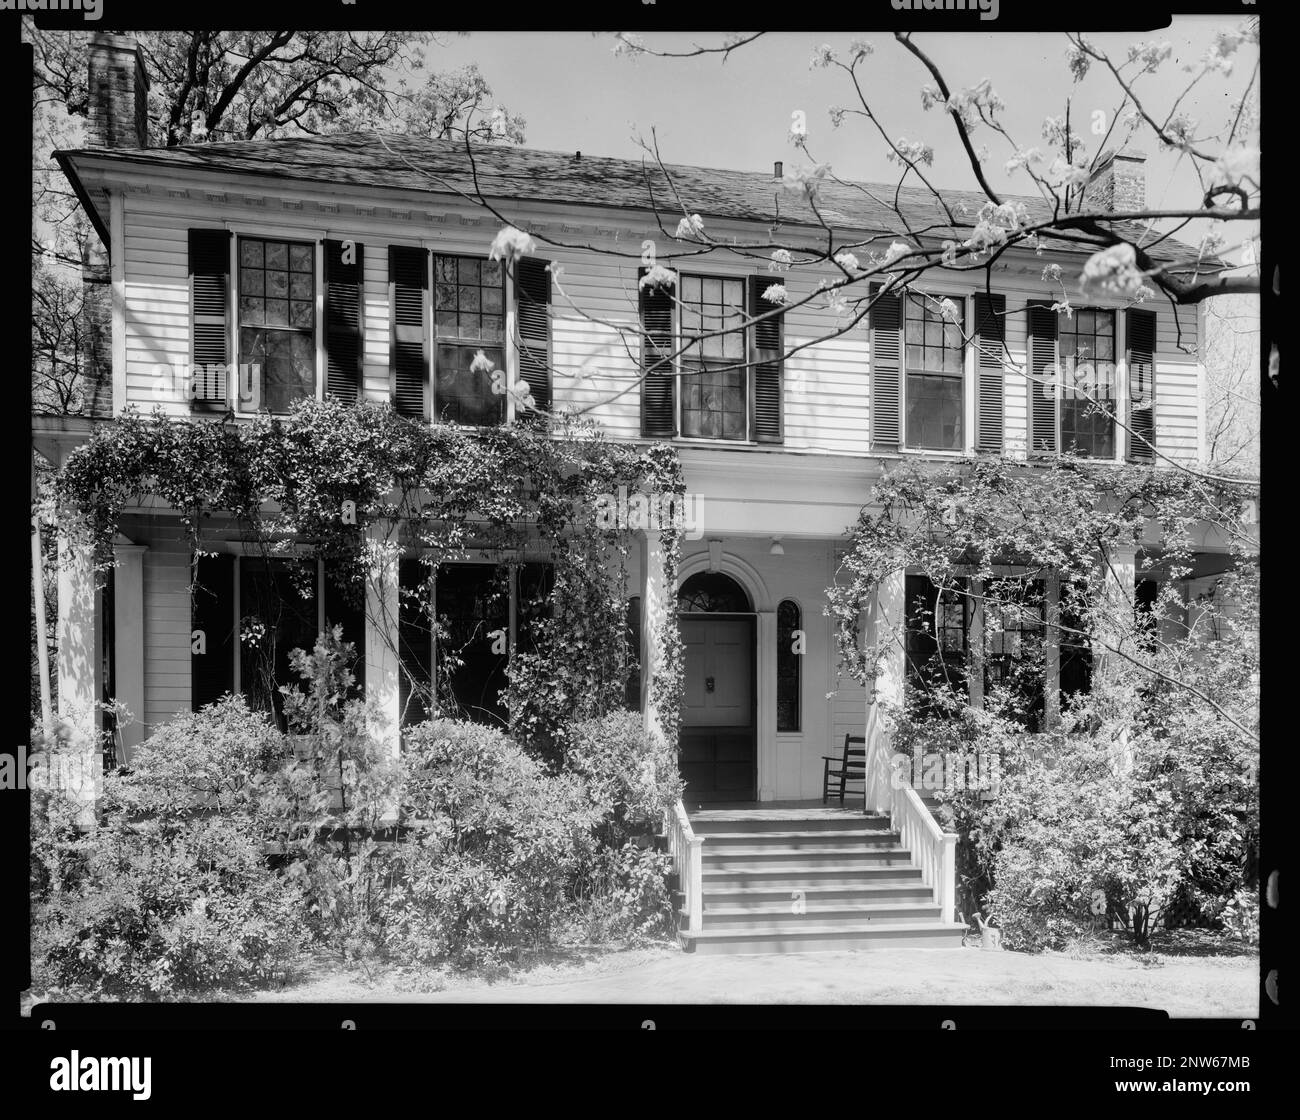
[433,255,507,426]
[679,274,748,440]
[904,293,965,451]
[237,237,316,412]
[1057,307,1117,458]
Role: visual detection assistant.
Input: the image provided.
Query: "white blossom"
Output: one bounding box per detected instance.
[883,241,912,265]
[782,162,832,201]
[762,284,789,305]
[469,350,495,375]
[1005,147,1043,175]
[1042,263,1063,283]
[488,225,536,264]
[1080,242,1148,299]
[810,44,836,68]
[674,213,706,239]
[829,106,847,128]
[1066,40,1092,82]
[919,84,943,111]
[887,138,934,167]
[638,264,677,291]
[1212,145,1260,191]
[769,249,793,272]
[937,298,961,324]
[833,251,860,271]
[1051,299,1074,318]
[848,39,873,62]
[1126,40,1172,74]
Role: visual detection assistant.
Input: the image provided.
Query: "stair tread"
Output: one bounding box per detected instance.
[698,830,898,841]
[704,863,919,874]
[681,921,965,939]
[706,845,911,856]
[704,884,930,897]
[702,902,939,916]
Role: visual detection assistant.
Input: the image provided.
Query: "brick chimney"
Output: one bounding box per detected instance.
[87,33,151,149]
[81,35,150,417]
[1088,147,1146,214]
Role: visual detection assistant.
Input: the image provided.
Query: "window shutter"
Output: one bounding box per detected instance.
[638,266,677,438]
[324,239,365,404]
[323,563,366,698]
[188,228,232,412]
[389,245,429,419]
[1127,308,1157,462]
[1026,300,1059,455]
[868,283,903,451]
[515,256,552,413]
[973,292,1006,454]
[191,552,235,711]
[748,274,784,443]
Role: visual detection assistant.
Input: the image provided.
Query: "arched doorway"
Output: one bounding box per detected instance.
[678,572,756,804]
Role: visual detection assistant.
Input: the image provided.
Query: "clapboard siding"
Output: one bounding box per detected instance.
[116,516,193,736]
[119,193,1204,464]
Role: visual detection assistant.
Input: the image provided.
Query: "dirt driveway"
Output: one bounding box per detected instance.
[249,944,1259,1019]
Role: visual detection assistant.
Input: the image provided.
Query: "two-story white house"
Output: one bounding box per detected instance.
[38,33,1233,829]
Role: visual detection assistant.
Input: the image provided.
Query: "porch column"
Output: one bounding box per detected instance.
[112,543,147,762]
[363,530,401,762]
[1043,574,1061,729]
[967,578,984,711]
[1098,546,1137,772]
[56,532,102,820]
[640,530,671,749]
[863,569,905,814]
[756,607,777,802]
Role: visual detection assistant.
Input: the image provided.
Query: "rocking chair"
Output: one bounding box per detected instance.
[822,733,866,806]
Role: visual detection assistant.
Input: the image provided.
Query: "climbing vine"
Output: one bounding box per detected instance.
[56,399,686,756]
[826,455,1258,698]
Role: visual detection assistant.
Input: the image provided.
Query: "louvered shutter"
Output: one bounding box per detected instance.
[1127,308,1157,462]
[188,229,232,412]
[869,283,903,451]
[1026,300,1059,455]
[748,275,784,443]
[973,292,1006,454]
[191,552,235,710]
[389,246,429,419]
[324,239,364,404]
[639,266,676,438]
[515,256,552,414]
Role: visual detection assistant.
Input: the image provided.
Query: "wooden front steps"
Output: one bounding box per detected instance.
[677,808,965,955]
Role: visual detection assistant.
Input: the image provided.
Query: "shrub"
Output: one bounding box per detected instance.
[563,709,683,845]
[30,698,308,998]
[380,719,598,966]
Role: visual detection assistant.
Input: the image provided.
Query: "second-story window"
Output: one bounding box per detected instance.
[905,293,965,451]
[680,274,748,440]
[1058,308,1116,458]
[433,255,506,426]
[238,238,316,413]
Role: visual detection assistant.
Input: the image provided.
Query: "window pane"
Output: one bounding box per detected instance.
[906,373,963,450]
[290,244,313,272]
[682,364,745,440]
[266,270,289,298]
[240,241,264,268]
[435,343,506,426]
[243,328,314,413]
[265,242,288,269]
[290,273,312,300]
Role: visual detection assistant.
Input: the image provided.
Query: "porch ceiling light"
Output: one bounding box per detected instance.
[769,538,785,556]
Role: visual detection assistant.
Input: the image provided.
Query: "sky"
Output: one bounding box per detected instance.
[419,21,1257,260]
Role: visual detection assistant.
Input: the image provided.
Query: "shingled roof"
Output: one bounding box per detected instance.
[60,131,1214,268]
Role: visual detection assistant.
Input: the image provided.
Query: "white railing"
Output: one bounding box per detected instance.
[863,733,957,923]
[664,798,705,932]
